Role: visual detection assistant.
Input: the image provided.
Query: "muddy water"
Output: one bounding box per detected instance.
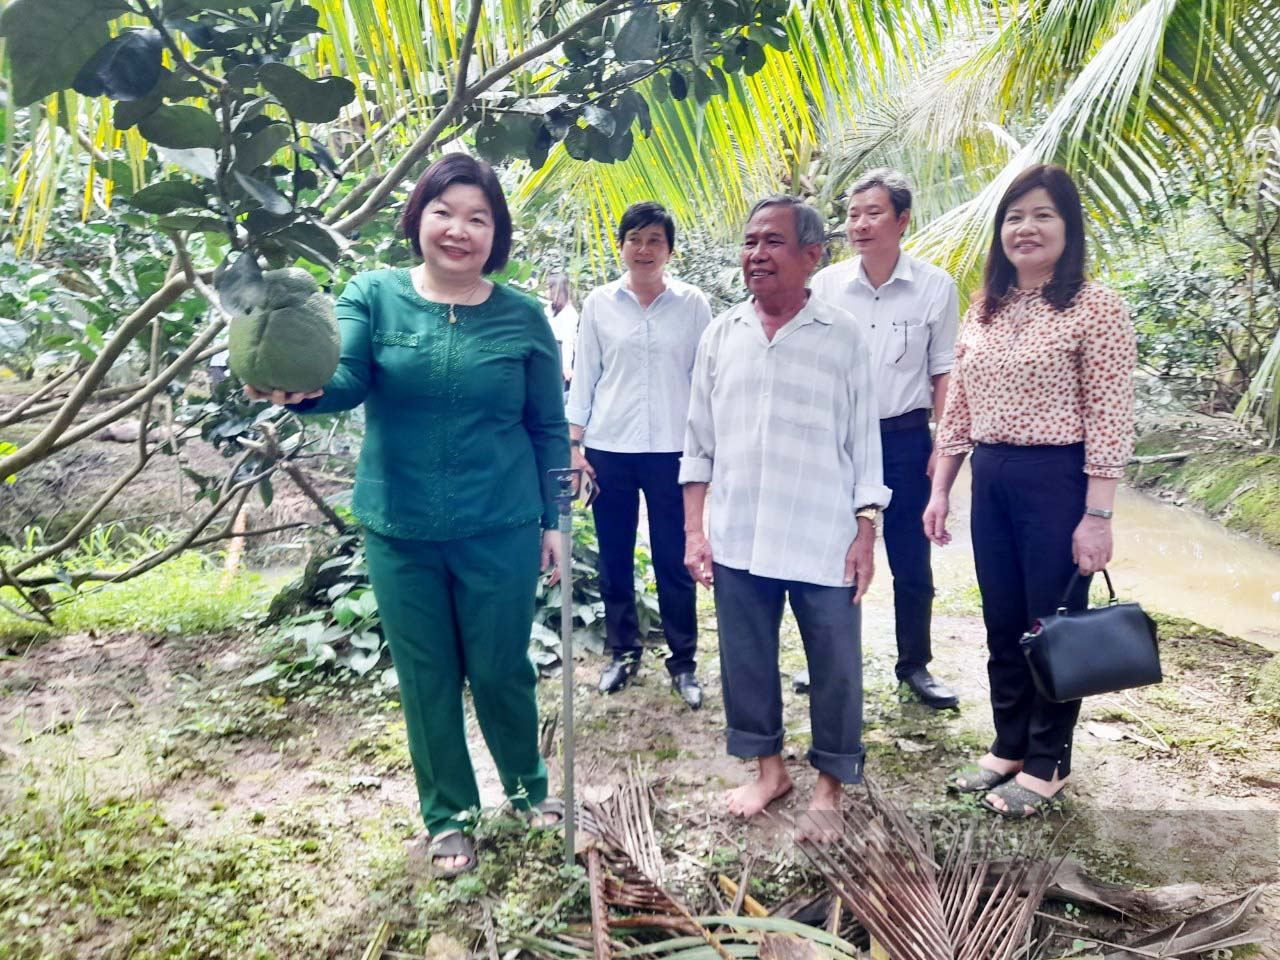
[935,468,1280,651]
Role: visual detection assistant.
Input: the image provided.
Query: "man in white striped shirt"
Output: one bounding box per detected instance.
[680,196,891,827]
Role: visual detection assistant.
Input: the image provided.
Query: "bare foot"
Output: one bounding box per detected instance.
[796,773,844,843]
[725,756,794,817]
[954,752,1022,791]
[985,771,1067,815]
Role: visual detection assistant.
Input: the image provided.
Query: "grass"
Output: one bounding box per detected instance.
[0,765,359,960]
[0,524,271,643]
[1129,432,1280,547]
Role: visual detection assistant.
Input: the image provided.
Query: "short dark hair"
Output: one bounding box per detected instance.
[980,164,1086,322]
[746,195,826,246]
[848,168,912,217]
[401,154,512,274]
[616,201,675,250]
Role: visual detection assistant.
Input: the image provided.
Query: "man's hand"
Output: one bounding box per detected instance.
[571,445,595,495]
[844,518,875,605]
[684,529,715,588]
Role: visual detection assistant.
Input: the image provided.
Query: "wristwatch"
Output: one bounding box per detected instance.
[855,506,881,523]
[569,439,583,449]
[1084,506,1113,519]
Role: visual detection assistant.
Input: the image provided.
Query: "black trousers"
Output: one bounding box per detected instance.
[881,421,935,679]
[970,442,1092,780]
[587,448,697,675]
[713,563,865,783]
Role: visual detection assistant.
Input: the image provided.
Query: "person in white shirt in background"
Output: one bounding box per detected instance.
[810,169,960,710]
[681,195,890,830]
[566,202,712,709]
[546,272,579,392]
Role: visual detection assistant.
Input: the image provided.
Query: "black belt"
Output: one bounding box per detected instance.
[880,408,930,433]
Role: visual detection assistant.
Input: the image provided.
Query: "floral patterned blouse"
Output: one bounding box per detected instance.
[935,282,1136,478]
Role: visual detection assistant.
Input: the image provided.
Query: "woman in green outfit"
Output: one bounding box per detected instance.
[245,154,569,876]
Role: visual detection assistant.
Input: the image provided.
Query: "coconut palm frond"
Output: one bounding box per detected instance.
[796,780,1061,960]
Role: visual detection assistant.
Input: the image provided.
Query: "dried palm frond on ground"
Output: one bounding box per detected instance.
[794,779,1060,960]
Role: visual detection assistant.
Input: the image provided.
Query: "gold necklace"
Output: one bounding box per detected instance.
[413,267,485,324]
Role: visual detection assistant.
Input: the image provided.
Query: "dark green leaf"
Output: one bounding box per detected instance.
[0,0,127,106]
[563,124,590,161]
[158,69,206,102]
[473,120,509,164]
[164,0,275,15]
[743,39,767,75]
[156,214,227,233]
[278,5,322,42]
[234,122,292,171]
[300,141,340,179]
[234,171,292,214]
[609,127,634,161]
[113,92,162,130]
[258,477,273,507]
[138,105,223,149]
[258,63,355,123]
[128,179,209,214]
[691,69,712,105]
[73,27,163,101]
[168,18,215,49]
[94,159,135,194]
[583,104,615,138]
[274,220,340,267]
[612,7,660,62]
[545,108,573,140]
[668,70,688,101]
[709,64,729,98]
[215,250,266,315]
[562,37,592,66]
[585,127,615,164]
[225,63,258,90]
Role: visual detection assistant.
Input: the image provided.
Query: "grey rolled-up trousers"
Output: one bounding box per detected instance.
[712,563,865,783]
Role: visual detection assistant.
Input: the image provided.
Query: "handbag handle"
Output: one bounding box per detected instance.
[1056,568,1116,614]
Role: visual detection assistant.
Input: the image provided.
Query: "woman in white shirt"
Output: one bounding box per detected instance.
[565,202,712,709]
[546,273,578,390]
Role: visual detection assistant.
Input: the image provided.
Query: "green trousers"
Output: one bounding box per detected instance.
[364,523,549,835]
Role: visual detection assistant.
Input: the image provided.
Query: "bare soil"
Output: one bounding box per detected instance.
[2,586,1276,959]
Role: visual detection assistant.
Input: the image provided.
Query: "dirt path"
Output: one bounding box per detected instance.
[2,587,1277,959]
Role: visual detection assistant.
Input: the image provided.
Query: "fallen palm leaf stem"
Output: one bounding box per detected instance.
[1102,886,1266,960]
[359,920,394,960]
[795,779,1064,960]
[718,874,770,918]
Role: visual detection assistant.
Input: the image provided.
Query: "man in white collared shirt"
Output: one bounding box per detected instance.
[567,202,712,708]
[811,169,960,710]
[681,196,891,825]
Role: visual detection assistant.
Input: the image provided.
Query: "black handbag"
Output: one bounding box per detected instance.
[1020,569,1161,703]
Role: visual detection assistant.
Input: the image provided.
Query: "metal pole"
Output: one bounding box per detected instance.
[549,468,580,868]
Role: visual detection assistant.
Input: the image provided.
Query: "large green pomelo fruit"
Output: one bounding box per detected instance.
[227,268,340,393]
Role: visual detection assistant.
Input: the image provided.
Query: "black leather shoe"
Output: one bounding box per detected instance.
[901,669,959,709]
[792,668,810,695]
[598,659,639,694]
[671,672,703,710]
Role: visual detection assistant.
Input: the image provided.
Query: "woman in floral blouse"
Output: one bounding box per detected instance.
[923,164,1136,817]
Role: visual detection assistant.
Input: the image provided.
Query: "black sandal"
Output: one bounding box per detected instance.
[525,796,565,830]
[947,763,1016,794]
[427,830,477,878]
[980,780,1065,819]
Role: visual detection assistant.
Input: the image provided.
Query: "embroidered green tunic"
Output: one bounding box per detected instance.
[296,269,569,540]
